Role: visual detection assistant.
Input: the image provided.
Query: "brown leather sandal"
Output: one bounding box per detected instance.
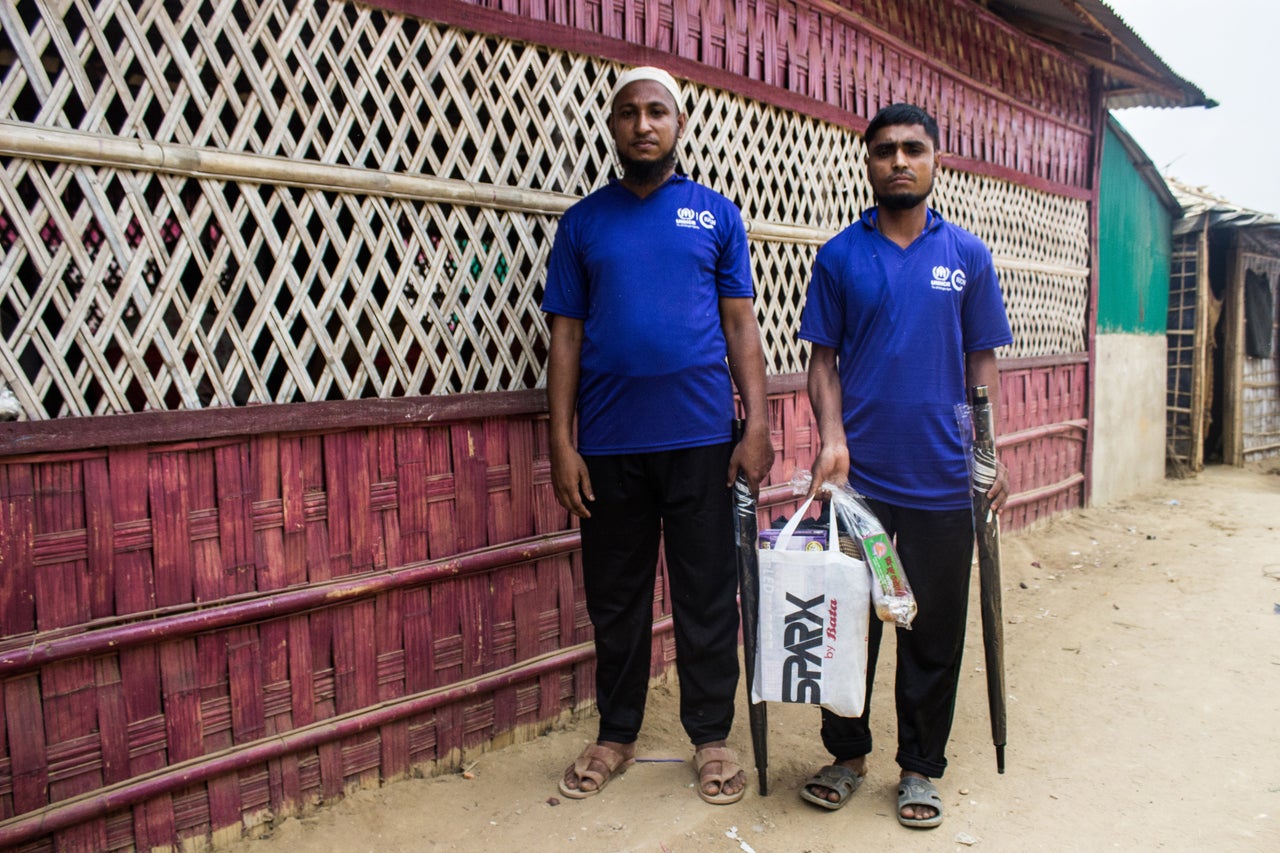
[694,746,746,805]
[558,742,635,799]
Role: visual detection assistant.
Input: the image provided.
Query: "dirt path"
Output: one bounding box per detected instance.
[222,464,1280,852]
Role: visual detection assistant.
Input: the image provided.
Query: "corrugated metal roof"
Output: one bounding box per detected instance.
[1168,177,1280,239]
[988,0,1213,109]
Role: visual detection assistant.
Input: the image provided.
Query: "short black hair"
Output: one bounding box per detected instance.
[864,103,940,150]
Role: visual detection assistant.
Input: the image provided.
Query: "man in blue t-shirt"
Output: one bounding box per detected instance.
[542,66,774,805]
[796,104,1013,828]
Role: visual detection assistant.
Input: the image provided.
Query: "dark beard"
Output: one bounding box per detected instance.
[875,189,931,211]
[619,151,678,185]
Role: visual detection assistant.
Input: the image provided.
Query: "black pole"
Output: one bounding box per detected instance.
[970,386,1008,773]
[731,419,769,794]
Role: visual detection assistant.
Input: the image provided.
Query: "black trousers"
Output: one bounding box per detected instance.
[579,443,739,746]
[820,499,974,779]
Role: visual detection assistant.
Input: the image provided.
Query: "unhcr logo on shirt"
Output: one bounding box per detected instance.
[930,264,966,292]
[676,207,717,230]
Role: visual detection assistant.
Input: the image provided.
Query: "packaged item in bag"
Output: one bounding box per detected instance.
[758,526,827,551]
[791,472,918,628]
[832,492,917,628]
[752,494,870,717]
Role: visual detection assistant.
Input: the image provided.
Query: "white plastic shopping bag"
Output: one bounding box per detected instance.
[751,495,870,717]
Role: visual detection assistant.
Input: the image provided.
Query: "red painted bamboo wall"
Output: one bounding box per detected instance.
[997,358,1090,529]
[0,395,605,850]
[0,367,1080,849]
[399,0,1094,196]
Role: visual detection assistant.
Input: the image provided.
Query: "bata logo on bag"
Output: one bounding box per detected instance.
[782,593,825,702]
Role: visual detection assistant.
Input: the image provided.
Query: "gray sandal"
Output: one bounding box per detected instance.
[799,765,864,811]
[896,776,943,828]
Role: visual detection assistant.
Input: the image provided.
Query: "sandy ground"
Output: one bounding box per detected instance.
[222,463,1280,853]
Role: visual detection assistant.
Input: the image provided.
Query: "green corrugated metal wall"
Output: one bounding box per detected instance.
[1098,124,1174,334]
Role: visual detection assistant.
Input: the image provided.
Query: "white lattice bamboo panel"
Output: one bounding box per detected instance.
[0,0,1090,419]
[936,170,1090,271]
[1242,254,1280,459]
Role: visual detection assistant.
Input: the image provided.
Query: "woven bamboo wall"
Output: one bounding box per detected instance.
[0,0,1089,420]
[0,0,1099,847]
[998,358,1088,530]
[0,370,1093,849]
[1241,253,1280,460]
[417,0,1095,187]
[0,388,815,851]
[0,399,605,849]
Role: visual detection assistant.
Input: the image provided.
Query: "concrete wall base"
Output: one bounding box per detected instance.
[1092,333,1168,504]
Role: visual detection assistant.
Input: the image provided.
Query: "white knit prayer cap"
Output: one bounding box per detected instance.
[610,66,683,112]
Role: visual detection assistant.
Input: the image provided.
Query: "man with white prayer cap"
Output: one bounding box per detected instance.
[542,66,773,805]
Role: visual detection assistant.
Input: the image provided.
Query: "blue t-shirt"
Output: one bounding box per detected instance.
[798,208,1013,509]
[542,174,755,454]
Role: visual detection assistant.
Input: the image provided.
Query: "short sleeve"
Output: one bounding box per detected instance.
[541,211,588,319]
[798,245,845,348]
[715,202,755,299]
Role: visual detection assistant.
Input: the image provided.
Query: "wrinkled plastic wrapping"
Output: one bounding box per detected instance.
[955,402,997,499]
[790,472,917,628]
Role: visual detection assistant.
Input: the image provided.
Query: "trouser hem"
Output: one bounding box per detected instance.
[897,751,947,779]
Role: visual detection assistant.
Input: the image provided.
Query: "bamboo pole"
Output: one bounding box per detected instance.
[1002,472,1086,510]
[0,120,579,216]
[1244,441,1280,454]
[0,480,802,676]
[1224,233,1245,466]
[0,531,580,675]
[1191,225,1210,472]
[0,119,1088,278]
[744,219,834,245]
[996,418,1089,449]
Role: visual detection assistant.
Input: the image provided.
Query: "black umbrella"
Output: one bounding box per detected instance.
[731,419,769,794]
[969,386,1008,773]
